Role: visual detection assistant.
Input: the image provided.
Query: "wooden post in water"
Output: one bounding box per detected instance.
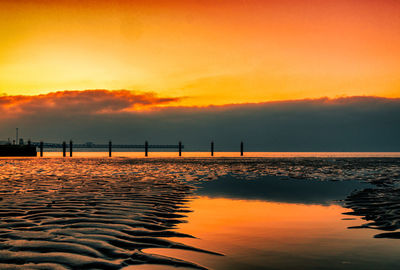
[178,141,182,157]
[211,141,214,156]
[109,141,112,157]
[40,141,43,157]
[240,141,244,156]
[145,141,148,157]
[62,141,66,157]
[69,140,73,157]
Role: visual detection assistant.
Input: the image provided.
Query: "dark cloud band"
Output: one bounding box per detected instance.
[0,92,399,151]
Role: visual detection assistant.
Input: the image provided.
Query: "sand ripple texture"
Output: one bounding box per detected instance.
[0,158,222,270]
[345,186,400,239]
[1,157,400,269]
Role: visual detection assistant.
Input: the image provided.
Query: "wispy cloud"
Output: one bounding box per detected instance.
[0,90,180,117]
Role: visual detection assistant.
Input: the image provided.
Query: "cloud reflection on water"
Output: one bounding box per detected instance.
[193,175,371,205]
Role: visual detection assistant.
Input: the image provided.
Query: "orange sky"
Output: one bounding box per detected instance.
[1,0,399,106]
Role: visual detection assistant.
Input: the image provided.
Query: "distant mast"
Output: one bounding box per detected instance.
[16,128,19,145]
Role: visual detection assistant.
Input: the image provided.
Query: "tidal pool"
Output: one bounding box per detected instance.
[138,176,400,270]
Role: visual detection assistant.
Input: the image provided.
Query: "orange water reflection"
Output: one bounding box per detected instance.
[38,151,400,158]
[133,197,400,270]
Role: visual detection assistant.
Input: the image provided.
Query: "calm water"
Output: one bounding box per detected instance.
[37,151,400,158]
[0,156,400,269]
[135,176,400,270]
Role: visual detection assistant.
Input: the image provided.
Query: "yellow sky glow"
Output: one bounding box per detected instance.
[1,0,399,106]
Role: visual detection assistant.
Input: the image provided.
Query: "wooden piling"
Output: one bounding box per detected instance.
[211,141,214,156]
[69,140,73,157]
[178,141,182,157]
[40,141,43,157]
[145,141,148,157]
[62,141,66,157]
[109,141,112,157]
[240,141,244,156]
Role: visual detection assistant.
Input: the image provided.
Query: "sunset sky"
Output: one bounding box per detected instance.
[1,0,399,106]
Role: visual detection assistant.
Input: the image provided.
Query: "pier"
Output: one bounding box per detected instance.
[32,141,186,157]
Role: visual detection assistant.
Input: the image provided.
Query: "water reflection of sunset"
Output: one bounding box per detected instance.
[34,151,400,158]
[139,196,400,270]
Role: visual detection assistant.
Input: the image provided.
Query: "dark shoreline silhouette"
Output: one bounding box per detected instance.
[0,144,36,157]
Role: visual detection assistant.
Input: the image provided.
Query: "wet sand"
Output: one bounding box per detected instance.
[0,158,220,269]
[0,157,400,269]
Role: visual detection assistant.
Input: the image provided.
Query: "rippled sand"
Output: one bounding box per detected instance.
[0,157,400,269]
[0,158,223,270]
[345,186,400,238]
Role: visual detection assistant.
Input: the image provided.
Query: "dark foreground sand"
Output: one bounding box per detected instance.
[0,158,223,269]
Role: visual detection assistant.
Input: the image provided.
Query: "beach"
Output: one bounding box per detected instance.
[1,156,400,269]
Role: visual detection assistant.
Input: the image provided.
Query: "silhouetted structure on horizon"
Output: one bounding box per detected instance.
[0,144,37,157]
[33,141,186,157]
